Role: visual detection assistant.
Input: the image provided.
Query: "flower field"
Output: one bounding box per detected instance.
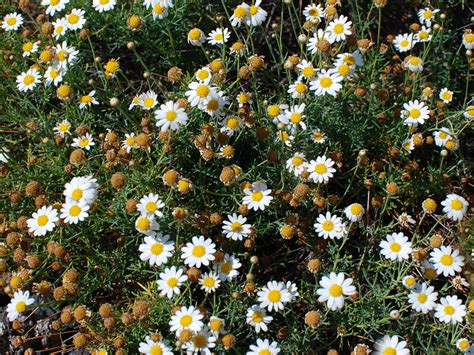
[0,0,473,353]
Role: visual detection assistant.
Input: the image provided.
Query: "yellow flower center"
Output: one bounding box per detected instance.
[188,28,201,40]
[55,25,64,34]
[338,64,351,76]
[78,139,89,147]
[220,262,232,274]
[234,6,247,18]
[350,204,363,215]
[149,345,162,355]
[209,318,223,331]
[320,77,332,88]
[57,49,68,62]
[400,39,409,47]
[333,23,344,34]
[50,69,59,79]
[23,42,33,52]
[419,31,429,40]
[458,340,469,350]
[405,277,415,287]
[249,5,258,15]
[440,254,453,266]
[67,13,80,24]
[314,163,327,174]
[193,335,206,348]
[390,242,401,252]
[259,351,271,355]
[105,60,119,73]
[50,0,60,5]
[153,4,164,13]
[290,113,302,124]
[417,293,428,304]
[192,245,205,257]
[438,132,447,139]
[252,191,263,202]
[126,136,135,146]
[196,85,210,98]
[441,91,452,101]
[451,199,463,210]
[278,131,289,141]
[313,132,323,141]
[58,122,69,132]
[23,75,35,85]
[465,33,474,43]
[167,277,178,287]
[329,284,343,297]
[80,95,92,104]
[137,217,150,231]
[267,105,280,117]
[214,33,224,41]
[150,243,163,255]
[294,83,307,94]
[322,220,334,231]
[37,215,49,226]
[444,305,455,315]
[165,111,177,122]
[309,8,319,16]
[71,188,83,200]
[145,201,157,213]
[15,301,27,313]
[69,205,81,217]
[143,97,155,108]
[252,311,264,323]
[226,117,239,129]
[180,314,193,327]
[267,290,281,303]
[423,10,433,19]
[6,17,17,26]
[302,66,315,78]
[197,69,209,80]
[383,348,396,355]
[207,99,219,111]
[203,277,215,288]
[292,156,303,166]
[409,57,421,65]
[409,108,421,119]
[231,221,242,232]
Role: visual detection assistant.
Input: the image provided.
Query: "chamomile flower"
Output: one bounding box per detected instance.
[195,67,212,83]
[169,305,203,334]
[6,290,34,321]
[398,212,415,227]
[184,327,217,354]
[52,18,68,39]
[326,15,352,42]
[275,130,294,146]
[54,41,79,69]
[60,200,90,224]
[303,3,324,22]
[138,90,158,110]
[408,283,438,314]
[199,271,221,293]
[429,245,465,277]
[373,335,410,355]
[22,41,39,57]
[401,137,414,152]
[246,0,267,27]
[185,81,215,107]
[308,29,333,54]
[208,316,226,337]
[464,105,474,119]
[314,212,346,240]
[137,193,165,218]
[421,260,437,280]
[72,133,95,151]
[138,336,173,355]
[220,115,243,136]
[441,194,468,221]
[92,0,116,12]
[42,0,69,15]
[281,103,307,129]
[207,28,230,45]
[434,295,466,324]
[402,275,417,289]
[16,68,41,92]
[285,281,299,301]
[286,153,307,177]
[379,232,412,261]
[393,33,415,53]
[415,26,432,42]
[311,129,327,144]
[181,236,216,268]
[439,87,454,104]
[242,182,273,211]
[456,338,472,353]
[257,281,291,312]
[297,60,316,80]
[405,56,423,72]
[463,31,474,50]
[418,7,439,27]
[135,215,160,236]
[155,100,188,132]
[79,91,98,109]
[344,203,365,222]
[307,155,336,184]
[401,100,430,126]
[330,60,355,79]
[44,65,64,86]
[316,272,356,311]
[65,8,87,30]
[336,51,364,67]
[187,28,206,46]
[63,176,98,204]
[2,13,23,32]
[139,234,174,266]
[121,133,138,153]
[230,3,249,27]
[53,120,71,137]
[202,91,229,117]
[288,80,308,99]
[267,103,288,123]
[151,2,168,19]
[222,213,251,241]
[216,253,242,281]
[27,205,59,237]
[433,127,452,147]
[247,339,280,355]
[310,69,343,97]
[156,266,187,299]
[246,305,273,333]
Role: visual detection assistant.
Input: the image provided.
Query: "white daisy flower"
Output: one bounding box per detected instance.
[433,127,452,147]
[401,100,430,126]
[121,133,138,153]
[202,91,229,117]
[330,60,355,80]
[92,0,116,12]
[187,28,206,46]
[44,65,65,86]
[402,275,416,289]
[138,90,158,110]
[405,56,423,72]
[415,26,431,42]
[199,271,221,293]
[373,335,410,355]
[434,295,466,324]
[314,212,346,240]
[257,280,291,312]
[267,103,288,124]
[222,213,251,241]
[441,194,468,221]
[418,7,439,27]
[169,305,204,334]
[135,215,160,236]
[139,234,174,266]
[311,129,327,144]
[208,316,226,337]
[65,8,87,30]
[310,69,343,97]
[288,80,308,99]
[151,2,168,20]
[280,103,307,130]
[297,60,316,80]
[79,91,98,109]
[2,12,23,32]
[463,31,474,50]
[155,100,188,132]
[336,51,364,67]
[22,41,39,57]
[63,176,98,204]
[220,115,242,136]
[16,68,42,92]
[242,182,273,211]
[27,205,59,237]
[275,130,294,147]
[185,81,216,107]
[326,15,352,42]
[456,338,471,353]
[408,282,438,314]
[245,0,267,27]
[393,33,415,53]
[53,120,71,137]
[401,137,414,152]
[439,87,453,104]
[60,200,90,224]
[379,232,412,261]
[6,290,35,321]
[316,272,356,311]
[138,336,173,355]
[230,3,249,27]
[429,245,465,277]
[307,155,336,184]
[285,153,307,177]
[207,28,230,45]
[156,266,187,299]
[246,305,273,333]
[344,203,365,222]
[41,0,69,16]
[181,236,216,268]
[307,28,333,54]
[183,327,217,354]
[247,339,280,355]
[398,212,415,227]
[54,41,79,69]
[137,193,165,218]
[303,3,324,22]
[195,67,212,83]
[52,18,68,39]
[72,133,95,151]
[216,253,242,281]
